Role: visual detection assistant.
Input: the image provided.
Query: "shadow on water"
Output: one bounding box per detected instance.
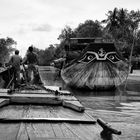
[39,67,140,140]
[69,87,117,96]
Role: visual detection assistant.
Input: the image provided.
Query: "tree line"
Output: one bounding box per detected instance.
[1,8,140,66]
[0,37,16,65]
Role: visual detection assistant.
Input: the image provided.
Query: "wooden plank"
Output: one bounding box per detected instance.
[45,86,60,91]
[44,106,96,122]
[60,95,77,101]
[24,105,56,139]
[44,86,71,95]
[22,105,95,140]
[0,88,71,95]
[63,100,85,112]
[26,123,56,139]
[77,124,101,139]
[0,89,51,94]
[0,117,96,124]
[0,89,8,93]
[51,123,64,138]
[0,93,84,112]
[0,123,21,140]
[64,123,92,140]
[0,105,26,140]
[11,96,62,105]
[0,98,10,108]
[0,105,95,122]
[0,93,77,101]
[22,105,97,139]
[0,105,25,119]
[0,105,118,140]
[59,90,71,95]
[20,90,48,94]
[64,123,102,140]
[16,123,29,140]
[0,93,62,105]
[59,123,76,138]
[43,106,60,118]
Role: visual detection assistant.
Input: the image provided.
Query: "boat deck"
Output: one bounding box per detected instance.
[0,67,120,140]
[0,105,100,140]
[0,89,120,140]
[0,88,104,140]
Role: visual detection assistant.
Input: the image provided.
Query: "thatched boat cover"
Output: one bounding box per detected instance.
[61,43,128,90]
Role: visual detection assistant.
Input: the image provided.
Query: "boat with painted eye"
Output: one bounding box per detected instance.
[61,38,129,90]
[0,66,121,140]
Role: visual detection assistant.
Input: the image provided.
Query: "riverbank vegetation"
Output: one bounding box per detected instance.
[0,37,16,65]
[1,8,140,66]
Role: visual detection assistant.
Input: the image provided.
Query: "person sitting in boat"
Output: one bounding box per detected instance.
[9,50,22,87]
[22,45,39,84]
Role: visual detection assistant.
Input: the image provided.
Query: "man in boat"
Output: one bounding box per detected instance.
[22,45,39,84]
[9,50,22,87]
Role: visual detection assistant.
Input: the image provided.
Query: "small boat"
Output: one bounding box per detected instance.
[0,66,121,139]
[61,38,129,90]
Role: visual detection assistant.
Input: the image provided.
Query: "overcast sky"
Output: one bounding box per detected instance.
[0,0,140,56]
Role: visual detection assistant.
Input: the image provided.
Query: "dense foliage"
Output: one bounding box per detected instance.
[102,8,140,57]
[0,37,16,64]
[56,8,140,61]
[30,45,56,66]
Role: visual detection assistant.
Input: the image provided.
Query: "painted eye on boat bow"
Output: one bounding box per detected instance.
[79,53,96,63]
[107,53,121,63]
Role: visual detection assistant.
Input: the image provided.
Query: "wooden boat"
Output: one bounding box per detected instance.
[0,66,121,139]
[61,38,129,90]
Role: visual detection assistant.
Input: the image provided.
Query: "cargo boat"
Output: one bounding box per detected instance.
[61,38,128,90]
[0,65,121,139]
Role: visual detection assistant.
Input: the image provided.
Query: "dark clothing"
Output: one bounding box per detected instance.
[9,55,22,71]
[27,64,38,82]
[26,52,38,65]
[9,54,22,86]
[22,52,39,83]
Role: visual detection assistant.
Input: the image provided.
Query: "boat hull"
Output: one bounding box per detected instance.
[61,43,129,90]
[61,61,128,90]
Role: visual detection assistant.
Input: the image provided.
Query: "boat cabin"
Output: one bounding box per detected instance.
[65,37,103,51]
[64,38,120,64]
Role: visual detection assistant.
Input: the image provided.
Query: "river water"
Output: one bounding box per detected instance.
[40,67,140,140]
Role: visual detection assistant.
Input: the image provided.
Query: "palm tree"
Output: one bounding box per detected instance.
[102,8,140,49]
[102,8,119,40]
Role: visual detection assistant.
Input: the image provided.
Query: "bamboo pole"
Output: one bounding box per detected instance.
[124,29,137,91]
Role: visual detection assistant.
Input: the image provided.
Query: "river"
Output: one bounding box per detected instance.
[40,66,140,140]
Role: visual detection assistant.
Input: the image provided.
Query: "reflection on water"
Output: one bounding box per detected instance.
[40,67,140,140]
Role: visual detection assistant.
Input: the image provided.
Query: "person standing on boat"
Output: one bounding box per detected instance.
[9,50,22,87]
[22,45,39,83]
